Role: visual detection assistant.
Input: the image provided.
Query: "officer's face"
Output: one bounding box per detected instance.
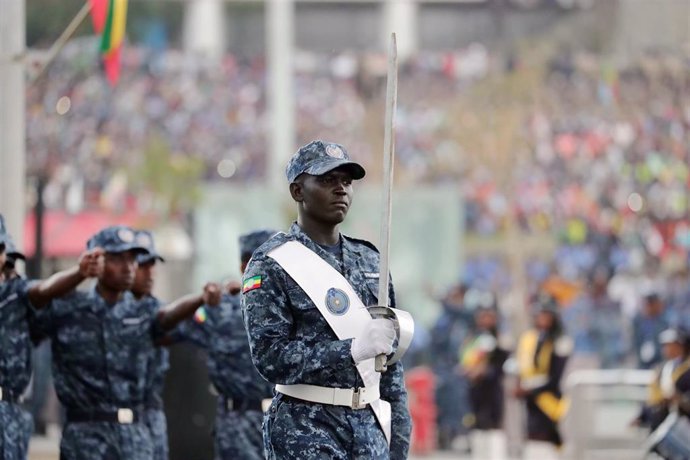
[132,260,156,298]
[663,342,683,360]
[476,310,497,330]
[293,168,354,225]
[100,250,138,292]
[535,311,555,331]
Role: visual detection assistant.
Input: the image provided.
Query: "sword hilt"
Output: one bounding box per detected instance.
[375,354,388,372]
[369,306,395,373]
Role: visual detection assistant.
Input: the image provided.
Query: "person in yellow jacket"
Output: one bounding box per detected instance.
[635,328,690,430]
[514,295,572,448]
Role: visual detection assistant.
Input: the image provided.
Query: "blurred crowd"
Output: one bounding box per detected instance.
[402,270,690,456]
[27,44,689,266]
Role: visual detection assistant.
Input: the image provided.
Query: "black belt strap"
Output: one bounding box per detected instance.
[220,396,264,412]
[0,387,20,404]
[66,408,141,424]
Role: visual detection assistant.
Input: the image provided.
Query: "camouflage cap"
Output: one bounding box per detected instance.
[86,225,149,255]
[4,233,25,261]
[134,229,165,265]
[239,229,278,261]
[285,140,366,183]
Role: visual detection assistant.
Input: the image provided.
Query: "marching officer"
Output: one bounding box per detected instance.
[0,214,102,458]
[242,140,412,459]
[130,230,169,460]
[31,225,220,460]
[171,229,276,459]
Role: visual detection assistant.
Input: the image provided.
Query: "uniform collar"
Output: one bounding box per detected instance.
[289,222,369,278]
[88,285,135,314]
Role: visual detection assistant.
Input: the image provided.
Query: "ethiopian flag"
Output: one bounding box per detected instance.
[242,276,262,294]
[90,0,128,85]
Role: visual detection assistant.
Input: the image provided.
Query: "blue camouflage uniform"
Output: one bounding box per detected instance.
[31,226,162,460]
[0,219,34,460]
[135,230,170,460]
[242,223,412,460]
[174,293,273,460]
[171,229,275,460]
[142,300,169,460]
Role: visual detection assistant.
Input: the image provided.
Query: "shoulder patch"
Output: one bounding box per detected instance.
[194,307,207,324]
[242,275,262,294]
[555,336,574,356]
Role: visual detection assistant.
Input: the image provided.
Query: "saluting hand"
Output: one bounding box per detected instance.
[225,280,242,296]
[78,248,105,278]
[202,282,221,307]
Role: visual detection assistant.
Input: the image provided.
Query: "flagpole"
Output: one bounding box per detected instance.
[29,1,92,85]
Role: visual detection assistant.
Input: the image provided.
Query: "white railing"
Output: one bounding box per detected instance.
[565,369,655,460]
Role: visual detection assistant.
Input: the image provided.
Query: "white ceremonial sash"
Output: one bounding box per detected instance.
[268,240,392,444]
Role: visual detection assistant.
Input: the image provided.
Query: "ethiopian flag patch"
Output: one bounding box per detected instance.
[194,307,207,324]
[242,275,262,294]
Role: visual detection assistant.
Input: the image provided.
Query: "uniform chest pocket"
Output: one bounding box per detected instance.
[286,279,317,312]
[56,324,102,362]
[116,316,152,344]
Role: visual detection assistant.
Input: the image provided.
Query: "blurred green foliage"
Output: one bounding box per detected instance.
[128,135,205,217]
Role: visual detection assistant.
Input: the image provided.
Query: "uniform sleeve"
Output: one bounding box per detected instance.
[380,360,411,459]
[28,289,56,345]
[166,311,209,348]
[241,257,353,384]
[380,277,411,459]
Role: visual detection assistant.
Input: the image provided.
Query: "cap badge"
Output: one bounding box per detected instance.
[117,228,135,243]
[325,144,345,159]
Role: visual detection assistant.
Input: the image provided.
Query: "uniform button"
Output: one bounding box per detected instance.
[336,363,344,370]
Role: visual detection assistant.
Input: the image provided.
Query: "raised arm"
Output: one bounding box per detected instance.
[156,282,221,331]
[27,248,104,309]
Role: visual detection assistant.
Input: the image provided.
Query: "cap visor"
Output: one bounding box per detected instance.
[7,251,26,260]
[106,244,150,255]
[137,254,165,265]
[306,160,366,180]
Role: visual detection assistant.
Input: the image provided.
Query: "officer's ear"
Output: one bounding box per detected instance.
[289,181,304,203]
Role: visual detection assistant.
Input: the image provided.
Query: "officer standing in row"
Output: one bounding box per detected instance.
[31,225,221,460]
[0,214,102,459]
[242,140,412,459]
[172,229,276,459]
[514,295,571,450]
[635,328,690,430]
[130,230,169,460]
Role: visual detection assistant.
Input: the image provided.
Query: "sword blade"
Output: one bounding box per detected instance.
[377,32,398,308]
[376,32,398,373]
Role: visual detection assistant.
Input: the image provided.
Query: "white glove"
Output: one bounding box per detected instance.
[351,318,396,364]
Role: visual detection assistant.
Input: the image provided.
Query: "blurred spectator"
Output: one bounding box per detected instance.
[633,293,671,369]
[634,328,688,430]
[460,302,509,458]
[513,295,571,449]
[563,267,629,369]
[430,284,474,452]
